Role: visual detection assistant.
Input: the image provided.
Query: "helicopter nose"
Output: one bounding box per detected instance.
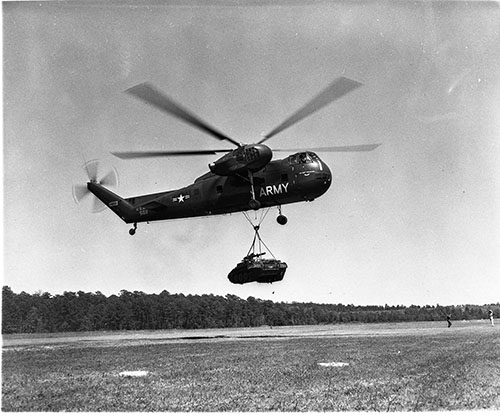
[298,157,332,200]
[318,159,332,192]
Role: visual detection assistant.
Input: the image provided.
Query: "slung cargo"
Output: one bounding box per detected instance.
[228,253,287,284]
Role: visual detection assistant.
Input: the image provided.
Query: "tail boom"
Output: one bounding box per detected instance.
[87,182,137,223]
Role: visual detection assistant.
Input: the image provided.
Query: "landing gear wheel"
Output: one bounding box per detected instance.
[276,206,287,225]
[249,199,261,210]
[277,214,288,225]
[129,223,137,236]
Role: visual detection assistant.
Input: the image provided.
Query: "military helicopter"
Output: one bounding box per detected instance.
[73,77,380,235]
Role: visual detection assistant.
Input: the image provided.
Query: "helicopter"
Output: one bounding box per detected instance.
[73,76,380,236]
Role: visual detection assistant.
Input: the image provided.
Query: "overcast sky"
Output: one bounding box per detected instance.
[3,1,500,306]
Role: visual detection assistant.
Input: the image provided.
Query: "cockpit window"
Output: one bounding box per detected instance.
[289,152,316,164]
[298,152,311,163]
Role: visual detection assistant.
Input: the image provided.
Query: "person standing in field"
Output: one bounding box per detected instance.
[489,310,494,327]
[446,315,452,328]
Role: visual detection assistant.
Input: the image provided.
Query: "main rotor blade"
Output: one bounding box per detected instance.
[126,83,241,147]
[259,77,363,144]
[273,144,381,153]
[111,149,233,159]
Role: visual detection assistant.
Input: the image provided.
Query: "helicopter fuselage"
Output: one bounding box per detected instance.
[88,151,331,226]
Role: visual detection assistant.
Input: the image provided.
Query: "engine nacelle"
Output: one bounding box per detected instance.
[209,144,272,176]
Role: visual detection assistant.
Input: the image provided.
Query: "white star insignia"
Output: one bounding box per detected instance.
[173,193,190,203]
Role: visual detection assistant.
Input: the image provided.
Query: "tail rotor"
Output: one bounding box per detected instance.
[72,160,119,213]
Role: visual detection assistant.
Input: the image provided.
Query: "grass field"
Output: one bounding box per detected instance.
[2,322,500,411]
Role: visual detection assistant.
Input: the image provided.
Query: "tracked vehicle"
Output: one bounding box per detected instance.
[228,252,287,284]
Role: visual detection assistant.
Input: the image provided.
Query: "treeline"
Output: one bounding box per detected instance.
[2,286,498,334]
